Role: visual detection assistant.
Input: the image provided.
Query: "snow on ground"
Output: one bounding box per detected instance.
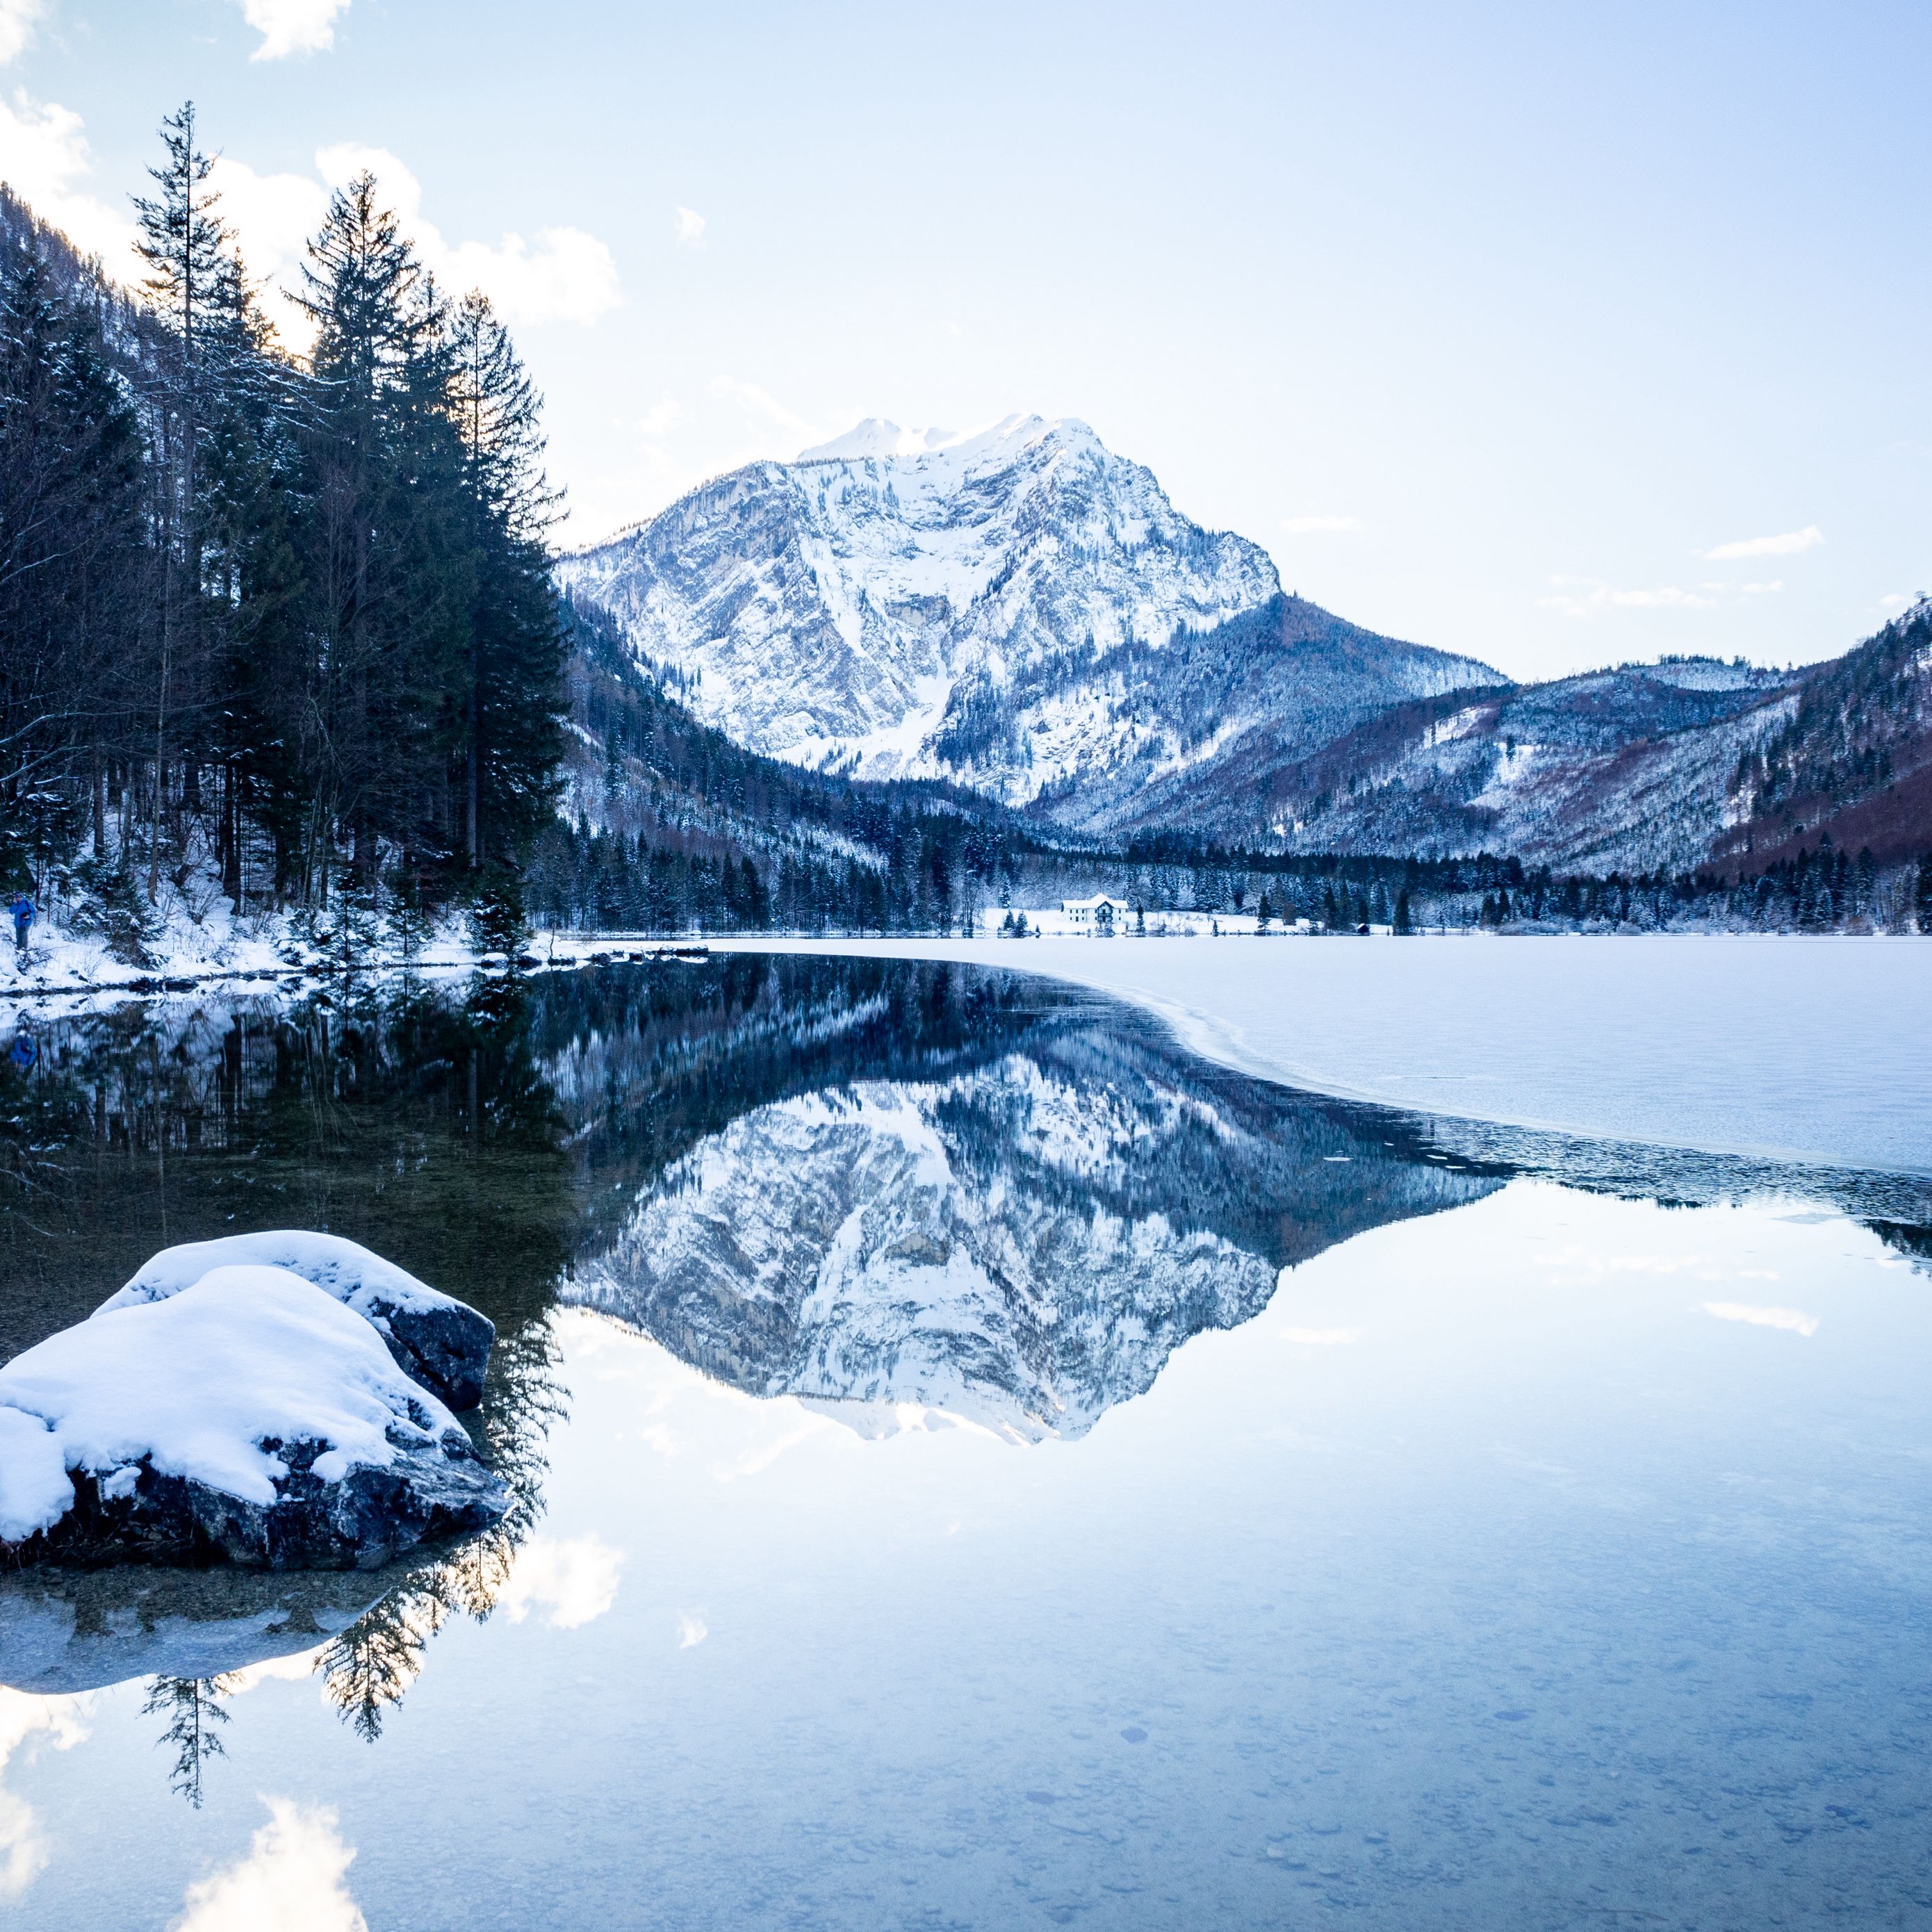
[0,1267,464,1544]
[0,901,651,1010]
[0,894,483,999]
[703,932,1932,1178]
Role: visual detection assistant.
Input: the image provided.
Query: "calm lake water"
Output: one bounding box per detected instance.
[1,956,1929,1930]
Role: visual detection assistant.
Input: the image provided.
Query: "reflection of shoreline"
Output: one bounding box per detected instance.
[558,963,1932,1434]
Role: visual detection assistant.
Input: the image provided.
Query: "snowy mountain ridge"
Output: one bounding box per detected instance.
[557,414,1500,814]
[557,416,1920,870]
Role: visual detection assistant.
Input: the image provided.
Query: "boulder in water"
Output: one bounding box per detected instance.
[0,1266,509,1571]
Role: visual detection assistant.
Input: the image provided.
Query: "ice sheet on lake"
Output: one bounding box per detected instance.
[712,934,1932,1176]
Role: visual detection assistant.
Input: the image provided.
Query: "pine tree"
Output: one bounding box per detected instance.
[299,172,464,897]
[133,102,228,894]
[447,290,564,892]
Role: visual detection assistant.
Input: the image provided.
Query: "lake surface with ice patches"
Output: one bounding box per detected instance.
[1,954,1929,1930]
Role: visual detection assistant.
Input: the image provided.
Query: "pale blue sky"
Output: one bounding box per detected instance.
[5,0,1929,680]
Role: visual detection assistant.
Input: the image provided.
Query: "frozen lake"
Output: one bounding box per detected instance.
[2,956,1929,1928]
[712,934,1932,1176]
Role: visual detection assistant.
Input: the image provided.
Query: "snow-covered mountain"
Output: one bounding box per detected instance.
[557,414,1922,870]
[557,415,1500,816]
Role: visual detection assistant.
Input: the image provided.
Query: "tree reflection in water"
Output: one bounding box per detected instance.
[140,1673,237,1808]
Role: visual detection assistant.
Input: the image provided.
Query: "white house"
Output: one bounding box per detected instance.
[1061,894,1132,931]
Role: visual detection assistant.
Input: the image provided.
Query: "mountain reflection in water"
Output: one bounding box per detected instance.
[1,952,1928,1796]
[568,1029,1494,1441]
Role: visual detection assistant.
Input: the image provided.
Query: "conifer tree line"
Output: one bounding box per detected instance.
[0,105,564,942]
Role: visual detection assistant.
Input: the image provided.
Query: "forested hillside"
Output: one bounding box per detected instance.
[0,106,561,946]
[1715,601,1932,867]
[528,598,1932,937]
[526,596,1102,933]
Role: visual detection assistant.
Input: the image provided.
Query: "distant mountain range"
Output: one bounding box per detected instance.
[561,416,1930,872]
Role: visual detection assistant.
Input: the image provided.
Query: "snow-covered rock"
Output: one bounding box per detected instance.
[0,1266,508,1569]
[101,1230,495,1409]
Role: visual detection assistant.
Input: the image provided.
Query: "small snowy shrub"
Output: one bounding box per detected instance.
[69,856,161,967]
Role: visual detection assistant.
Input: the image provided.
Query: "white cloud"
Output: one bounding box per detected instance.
[464,226,620,325]
[0,1689,90,1904]
[174,1799,366,1932]
[1282,514,1361,535]
[498,1534,624,1630]
[208,142,619,345]
[1705,524,1824,561]
[1280,1327,1359,1345]
[0,0,46,65]
[677,1612,708,1650]
[222,1648,327,1695]
[1611,587,1718,609]
[673,205,705,248]
[1702,1300,1818,1337]
[1539,578,1721,618]
[636,396,682,439]
[313,144,619,327]
[0,88,140,272]
[238,0,350,61]
[205,154,328,341]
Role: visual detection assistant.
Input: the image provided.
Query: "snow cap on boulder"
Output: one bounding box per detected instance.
[100,1229,494,1409]
[0,1265,507,1569]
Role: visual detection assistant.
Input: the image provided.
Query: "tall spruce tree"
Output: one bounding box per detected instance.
[132,102,227,892]
[448,290,564,886]
[297,172,466,899]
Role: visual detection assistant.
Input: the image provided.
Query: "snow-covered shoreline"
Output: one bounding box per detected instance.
[4,917,1925,1177]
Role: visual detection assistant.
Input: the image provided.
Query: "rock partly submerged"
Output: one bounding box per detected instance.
[99,1230,495,1410]
[0,1265,508,1570]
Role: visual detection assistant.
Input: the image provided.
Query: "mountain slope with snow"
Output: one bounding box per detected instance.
[557,416,1501,817]
[557,414,1920,872]
[1150,655,1806,869]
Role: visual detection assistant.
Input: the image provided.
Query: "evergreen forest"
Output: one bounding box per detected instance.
[0,105,562,947]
